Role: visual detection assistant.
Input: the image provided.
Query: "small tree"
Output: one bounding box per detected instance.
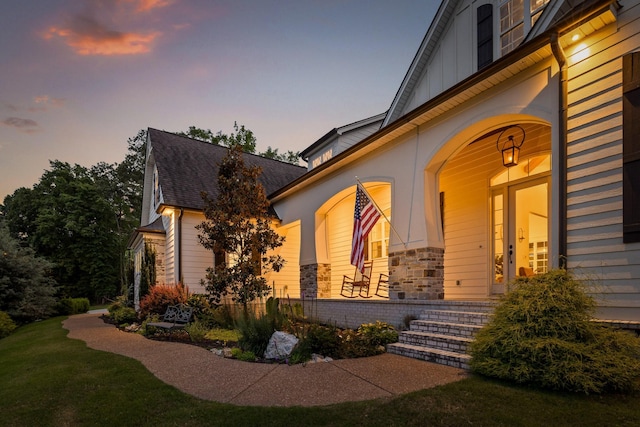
[197,145,285,312]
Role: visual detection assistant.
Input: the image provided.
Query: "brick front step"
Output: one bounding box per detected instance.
[409,320,483,337]
[419,309,491,326]
[387,342,471,370]
[398,330,473,354]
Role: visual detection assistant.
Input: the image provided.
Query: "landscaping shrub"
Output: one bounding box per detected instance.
[236,309,276,356]
[235,297,288,356]
[111,307,137,326]
[186,294,214,326]
[470,269,640,394]
[185,321,209,343]
[0,311,17,338]
[138,283,189,319]
[57,297,90,315]
[357,321,398,347]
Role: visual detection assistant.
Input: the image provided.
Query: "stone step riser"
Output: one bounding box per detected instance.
[387,343,470,370]
[409,321,482,338]
[409,302,496,313]
[418,310,490,326]
[398,333,470,354]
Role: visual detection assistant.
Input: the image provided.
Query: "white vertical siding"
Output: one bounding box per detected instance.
[326,186,390,298]
[440,124,551,299]
[565,5,640,319]
[269,221,302,299]
[180,212,212,294]
[163,214,175,284]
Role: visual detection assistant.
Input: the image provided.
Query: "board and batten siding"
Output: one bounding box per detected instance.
[565,3,640,319]
[269,221,302,299]
[163,214,176,285]
[179,211,212,294]
[439,124,551,299]
[326,186,390,298]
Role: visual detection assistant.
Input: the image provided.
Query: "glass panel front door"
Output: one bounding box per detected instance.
[492,177,549,294]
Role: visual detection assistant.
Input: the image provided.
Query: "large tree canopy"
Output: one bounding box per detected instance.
[179,122,301,165]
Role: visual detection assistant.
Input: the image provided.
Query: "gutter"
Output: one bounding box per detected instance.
[178,207,184,283]
[551,33,568,269]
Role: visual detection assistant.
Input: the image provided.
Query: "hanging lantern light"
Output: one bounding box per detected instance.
[496,125,525,167]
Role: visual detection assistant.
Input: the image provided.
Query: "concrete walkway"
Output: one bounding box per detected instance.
[63,313,467,407]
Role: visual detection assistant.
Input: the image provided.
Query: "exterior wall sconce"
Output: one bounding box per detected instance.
[496,125,526,167]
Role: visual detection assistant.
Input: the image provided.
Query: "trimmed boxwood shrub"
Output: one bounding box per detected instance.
[470,269,640,394]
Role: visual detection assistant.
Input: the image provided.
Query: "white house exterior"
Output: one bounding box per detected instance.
[270,0,640,323]
[131,0,640,330]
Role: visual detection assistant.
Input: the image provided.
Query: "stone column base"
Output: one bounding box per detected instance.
[388,247,444,300]
[300,263,331,298]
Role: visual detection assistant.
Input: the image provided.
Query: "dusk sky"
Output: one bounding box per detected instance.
[1,0,439,201]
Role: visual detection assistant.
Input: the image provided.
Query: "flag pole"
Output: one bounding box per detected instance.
[355,176,407,248]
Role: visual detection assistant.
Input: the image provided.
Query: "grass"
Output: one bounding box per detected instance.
[1,318,639,427]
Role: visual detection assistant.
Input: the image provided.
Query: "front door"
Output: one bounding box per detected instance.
[492,176,549,294]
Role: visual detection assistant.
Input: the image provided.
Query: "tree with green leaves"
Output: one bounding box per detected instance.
[197,145,285,311]
[0,221,58,323]
[179,122,301,165]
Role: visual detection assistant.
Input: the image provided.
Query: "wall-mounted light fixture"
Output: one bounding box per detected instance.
[496,125,526,167]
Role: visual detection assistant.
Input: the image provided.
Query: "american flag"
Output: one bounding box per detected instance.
[351,185,381,273]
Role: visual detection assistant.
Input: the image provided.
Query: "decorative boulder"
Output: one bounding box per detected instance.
[264,331,299,360]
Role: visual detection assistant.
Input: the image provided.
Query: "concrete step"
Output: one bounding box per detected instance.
[398,331,472,354]
[409,320,483,338]
[419,309,491,326]
[387,342,471,370]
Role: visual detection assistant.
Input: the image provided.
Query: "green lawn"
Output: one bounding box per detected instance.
[1,317,639,427]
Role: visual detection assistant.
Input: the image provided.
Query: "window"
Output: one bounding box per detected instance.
[365,209,391,260]
[477,4,494,69]
[153,166,160,206]
[622,53,640,243]
[499,0,549,56]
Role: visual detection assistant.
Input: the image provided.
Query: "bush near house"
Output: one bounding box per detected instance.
[470,269,640,394]
[138,283,189,319]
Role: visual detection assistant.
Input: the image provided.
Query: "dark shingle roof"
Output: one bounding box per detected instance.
[148,128,307,210]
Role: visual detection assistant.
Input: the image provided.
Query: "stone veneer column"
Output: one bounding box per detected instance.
[388,247,444,300]
[300,263,331,298]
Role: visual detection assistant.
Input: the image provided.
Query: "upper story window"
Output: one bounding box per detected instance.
[477,4,494,69]
[153,166,160,207]
[500,0,549,56]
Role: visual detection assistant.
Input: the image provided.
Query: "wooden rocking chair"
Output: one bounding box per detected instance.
[341,260,374,298]
[375,273,389,298]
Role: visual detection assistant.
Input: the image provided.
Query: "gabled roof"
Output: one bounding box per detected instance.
[383,0,590,127]
[300,113,385,160]
[148,128,307,211]
[383,0,461,126]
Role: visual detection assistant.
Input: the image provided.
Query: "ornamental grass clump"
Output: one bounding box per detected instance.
[470,269,640,394]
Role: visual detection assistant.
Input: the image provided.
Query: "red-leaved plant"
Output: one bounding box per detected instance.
[139,283,189,319]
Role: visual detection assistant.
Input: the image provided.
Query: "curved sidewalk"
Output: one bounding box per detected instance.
[63,313,467,407]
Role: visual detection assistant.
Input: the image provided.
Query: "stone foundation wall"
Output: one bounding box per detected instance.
[389,247,444,300]
[299,263,331,298]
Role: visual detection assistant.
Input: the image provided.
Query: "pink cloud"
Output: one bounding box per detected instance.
[134,0,174,13]
[43,14,161,56]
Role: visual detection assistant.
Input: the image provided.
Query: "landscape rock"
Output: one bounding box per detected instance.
[264,331,299,360]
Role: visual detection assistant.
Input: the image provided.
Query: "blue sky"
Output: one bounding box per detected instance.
[0,0,438,200]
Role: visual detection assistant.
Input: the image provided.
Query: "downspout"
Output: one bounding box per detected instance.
[178,208,184,283]
[550,33,568,269]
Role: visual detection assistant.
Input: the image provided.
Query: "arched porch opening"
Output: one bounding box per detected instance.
[314,181,392,299]
[437,120,552,299]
